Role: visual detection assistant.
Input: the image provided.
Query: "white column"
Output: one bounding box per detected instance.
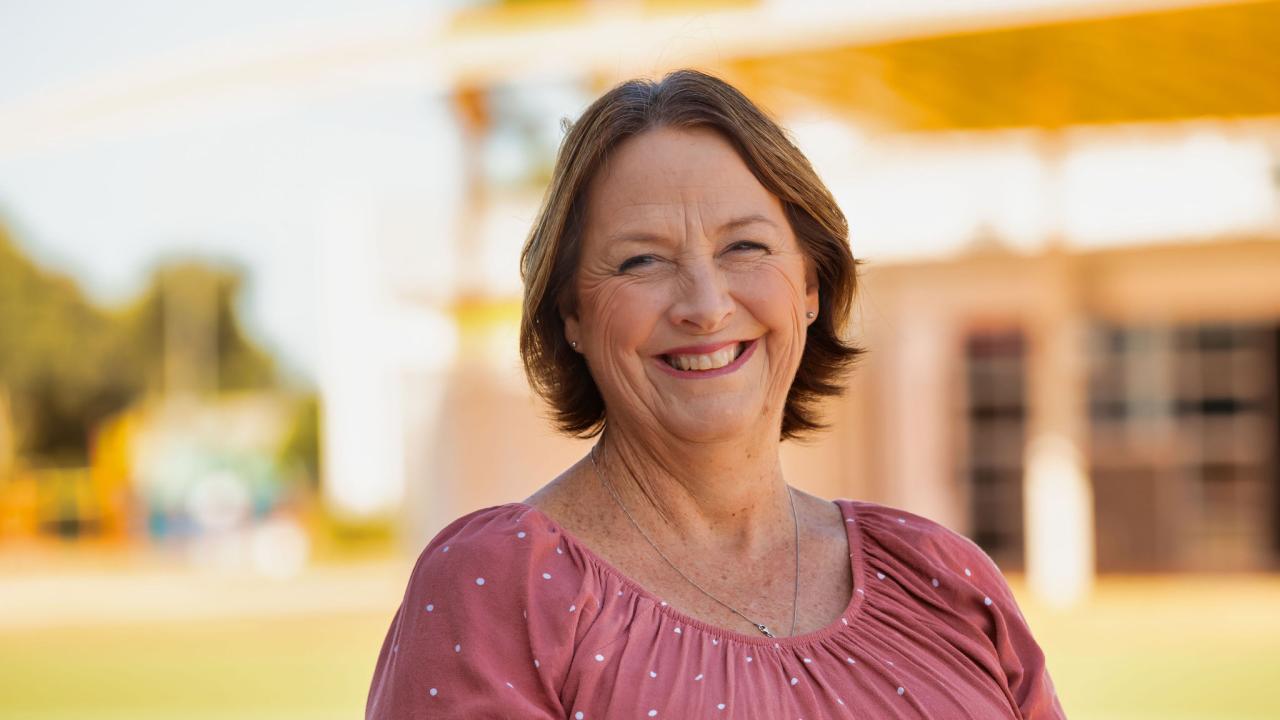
[1024,254,1095,608]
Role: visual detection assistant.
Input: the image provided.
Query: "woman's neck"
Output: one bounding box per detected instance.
[594,424,793,558]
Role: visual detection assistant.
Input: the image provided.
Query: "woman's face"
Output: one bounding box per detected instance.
[564,126,818,444]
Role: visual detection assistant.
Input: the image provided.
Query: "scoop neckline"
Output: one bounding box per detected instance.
[510,498,868,649]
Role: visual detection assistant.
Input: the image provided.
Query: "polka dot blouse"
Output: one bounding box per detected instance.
[366,500,1066,719]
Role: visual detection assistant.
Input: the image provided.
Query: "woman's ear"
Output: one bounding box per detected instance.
[563,314,581,350]
[561,296,582,351]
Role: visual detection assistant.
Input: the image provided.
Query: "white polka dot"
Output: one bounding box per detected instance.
[533,659,540,668]
[649,671,657,678]
[711,638,719,645]
[453,643,461,653]
[845,518,855,523]
[876,572,885,580]
[569,604,576,613]
[556,547,564,554]
[846,657,856,664]
[897,686,906,696]
[425,603,434,612]
[429,688,438,697]
[837,698,845,705]
[542,572,552,580]
[965,567,972,576]
[475,577,485,586]
[717,703,726,710]
[505,681,513,688]
[575,713,584,719]
[897,517,906,524]
[594,654,605,662]
[856,588,865,594]
[931,578,939,588]
[673,627,682,634]
[517,531,527,539]
[660,601,668,607]
[442,545,449,553]
[648,711,657,717]
[841,618,848,625]
[746,656,753,663]
[790,677,798,686]
[694,673,704,681]
[886,660,895,666]
[803,658,812,664]
[984,596,993,606]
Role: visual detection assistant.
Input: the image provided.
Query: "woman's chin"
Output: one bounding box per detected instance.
[659,405,765,444]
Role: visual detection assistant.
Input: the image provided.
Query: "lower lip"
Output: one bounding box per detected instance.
[654,339,758,379]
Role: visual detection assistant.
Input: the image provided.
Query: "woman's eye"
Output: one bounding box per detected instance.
[618,254,657,272]
[728,240,768,253]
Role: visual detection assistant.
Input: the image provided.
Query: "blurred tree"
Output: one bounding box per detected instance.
[278,392,321,491]
[117,262,277,396]
[0,219,278,465]
[0,222,125,463]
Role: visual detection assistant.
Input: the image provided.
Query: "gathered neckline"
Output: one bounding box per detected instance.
[508,498,869,649]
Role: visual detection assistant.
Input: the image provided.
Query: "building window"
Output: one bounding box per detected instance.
[1089,322,1279,572]
[962,329,1027,571]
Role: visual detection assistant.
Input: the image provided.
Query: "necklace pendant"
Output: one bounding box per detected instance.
[756,624,775,638]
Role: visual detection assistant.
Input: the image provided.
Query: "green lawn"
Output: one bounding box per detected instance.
[1016,575,1280,720]
[2,574,1277,719]
[0,613,390,720]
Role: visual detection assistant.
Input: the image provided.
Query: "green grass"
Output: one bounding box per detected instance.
[1,574,1277,719]
[1016,575,1280,720]
[0,613,390,720]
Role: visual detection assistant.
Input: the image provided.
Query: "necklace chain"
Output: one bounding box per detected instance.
[590,444,800,639]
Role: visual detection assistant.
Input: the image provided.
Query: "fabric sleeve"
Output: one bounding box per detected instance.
[365,506,581,720]
[920,520,1069,720]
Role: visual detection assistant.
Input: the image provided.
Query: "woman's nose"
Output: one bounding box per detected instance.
[667,259,734,332]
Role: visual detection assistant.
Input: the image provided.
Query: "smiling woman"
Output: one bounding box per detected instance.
[366,69,1067,719]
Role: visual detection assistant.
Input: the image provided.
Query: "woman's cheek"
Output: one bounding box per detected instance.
[588,281,661,347]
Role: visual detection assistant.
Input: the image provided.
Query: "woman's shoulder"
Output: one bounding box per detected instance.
[422,502,548,550]
[368,503,586,719]
[409,502,577,582]
[840,498,1000,573]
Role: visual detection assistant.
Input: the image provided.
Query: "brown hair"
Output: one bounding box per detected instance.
[519,69,862,440]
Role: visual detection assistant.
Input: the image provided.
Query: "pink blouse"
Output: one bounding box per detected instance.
[366,499,1067,719]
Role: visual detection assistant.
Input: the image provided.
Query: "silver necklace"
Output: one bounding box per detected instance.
[590,444,800,638]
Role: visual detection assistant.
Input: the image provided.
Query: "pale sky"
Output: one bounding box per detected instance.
[0,0,460,383]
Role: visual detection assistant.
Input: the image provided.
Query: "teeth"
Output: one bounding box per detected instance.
[665,343,742,371]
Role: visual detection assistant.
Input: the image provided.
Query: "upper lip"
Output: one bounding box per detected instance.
[658,339,751,356]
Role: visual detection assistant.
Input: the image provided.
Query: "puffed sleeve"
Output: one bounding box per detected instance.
[913,514,1068,719]
[366,505,582,719]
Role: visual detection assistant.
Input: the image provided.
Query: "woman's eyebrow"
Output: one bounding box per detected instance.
[605,230,669,246]
[718,214,778,234]
[603,215,777,246]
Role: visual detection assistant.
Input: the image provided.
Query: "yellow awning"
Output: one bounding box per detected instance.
[722,0,1280,130]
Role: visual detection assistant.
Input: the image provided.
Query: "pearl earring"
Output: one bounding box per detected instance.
[806,311,816,319]
[570,341,578,349]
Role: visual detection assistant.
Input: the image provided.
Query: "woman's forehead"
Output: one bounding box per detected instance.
[585,126,785,235]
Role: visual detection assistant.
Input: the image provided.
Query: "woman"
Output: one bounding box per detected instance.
[367,70,1066,719]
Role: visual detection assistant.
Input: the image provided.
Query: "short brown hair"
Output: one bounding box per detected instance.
[519,69,862,440]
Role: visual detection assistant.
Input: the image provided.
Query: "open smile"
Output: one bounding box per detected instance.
[653,338,759,378]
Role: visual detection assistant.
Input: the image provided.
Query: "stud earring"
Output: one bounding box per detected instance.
[570,341,578,349]
[806,311,816,319]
